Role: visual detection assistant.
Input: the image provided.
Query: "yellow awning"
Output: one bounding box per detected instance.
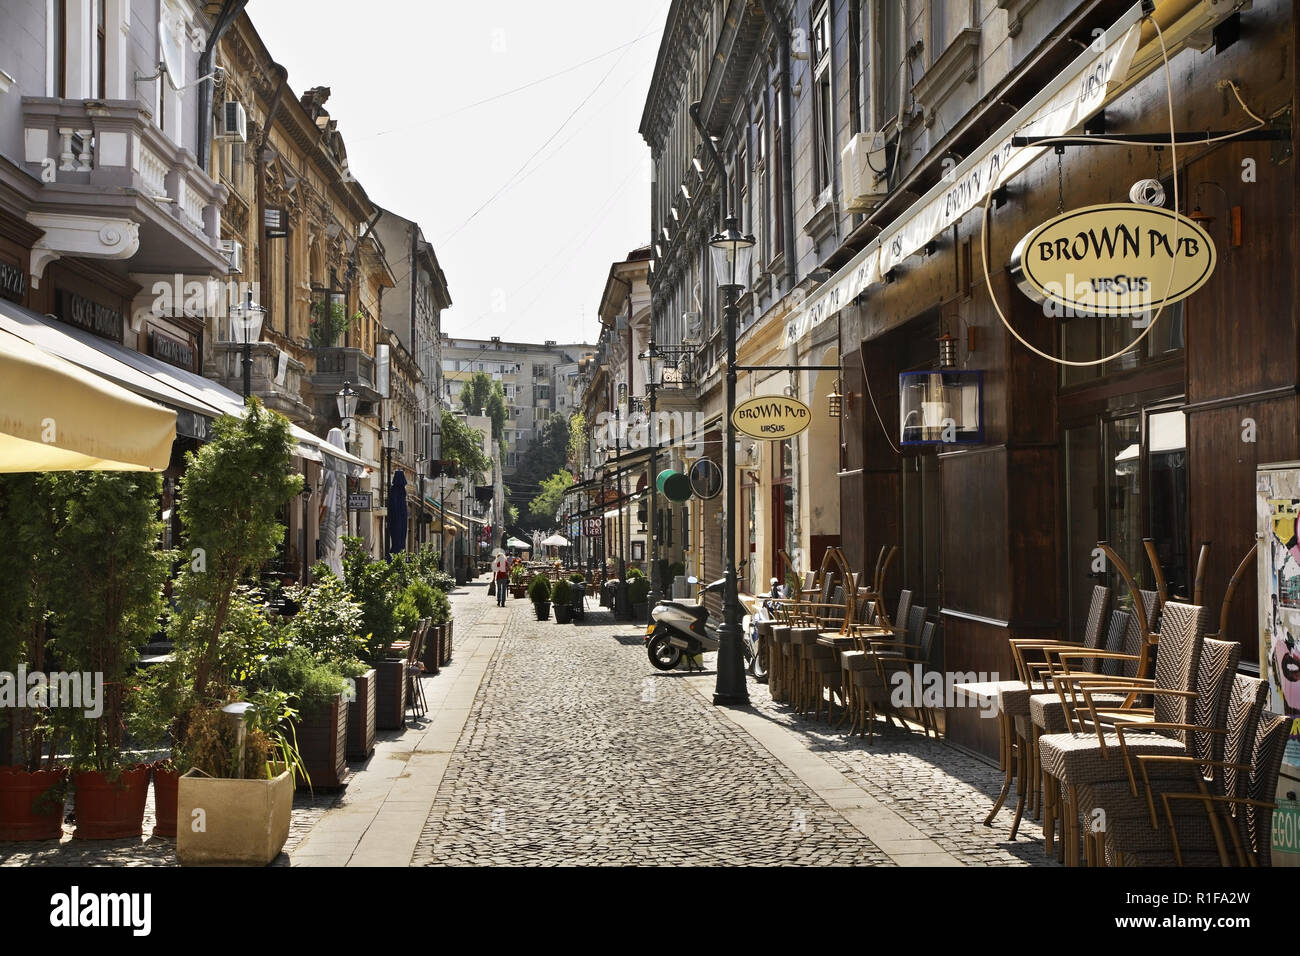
[0,328,176,472]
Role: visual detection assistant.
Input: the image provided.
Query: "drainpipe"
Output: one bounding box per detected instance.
[197,0,250,173]
[758,0,796,290]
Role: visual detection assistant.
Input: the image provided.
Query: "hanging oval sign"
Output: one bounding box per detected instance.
[731,395,812,440]
[1009,203,1215,317]
[688,459,722,500]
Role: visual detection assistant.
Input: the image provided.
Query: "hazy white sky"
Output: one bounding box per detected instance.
[249,0,670,346]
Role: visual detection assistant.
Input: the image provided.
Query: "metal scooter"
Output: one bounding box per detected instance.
[644,562,748,671]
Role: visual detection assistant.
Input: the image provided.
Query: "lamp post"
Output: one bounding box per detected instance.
[416,454,428,549]
[640,342,663,621]
[231,291,265,400]
[381,418,398,558]
[611,418,629,620]
[337,381,359,537]
[709,215,755,706]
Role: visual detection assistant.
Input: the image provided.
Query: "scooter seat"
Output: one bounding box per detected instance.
[659,600,708,619]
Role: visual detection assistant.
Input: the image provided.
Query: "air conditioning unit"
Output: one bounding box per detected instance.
[840,132,890,213]
[219,238,244,274]
[222,101,248,142]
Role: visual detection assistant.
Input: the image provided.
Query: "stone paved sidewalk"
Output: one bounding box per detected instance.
[410,597,891,866]
[0,578,1057,867]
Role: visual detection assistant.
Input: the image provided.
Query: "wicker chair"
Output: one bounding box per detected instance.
[1089,674,1285,866]
[1037,601,1213,865]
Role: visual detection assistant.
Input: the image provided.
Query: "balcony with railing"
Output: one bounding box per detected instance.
[21,98,228,275]
[309,346,382,418]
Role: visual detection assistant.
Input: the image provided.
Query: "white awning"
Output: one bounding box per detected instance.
[784,5,1147,346]
[0,302,368,473]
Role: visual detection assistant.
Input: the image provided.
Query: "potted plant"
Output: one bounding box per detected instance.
[258,646,349,790]
[529,574,551,621]
[552,579,573,624]
[159,399,305,862]
[308,300,359,348]
[53,472,172,840]
[175,689,302,866]
[509,562,528,598]
[0,474,70,841]
[280,577,373,763]
[568,572,586,622]
[330,539,409,730]
[628,574,651,622]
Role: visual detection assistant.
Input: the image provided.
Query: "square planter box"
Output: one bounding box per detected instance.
[374,659,407,730]
[175,766,292,866]
[440,620,454,667]
[288,693,350,791]
[422,626,442,676]
[346,669,377,762]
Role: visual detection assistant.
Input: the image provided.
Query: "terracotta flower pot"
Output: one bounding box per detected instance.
[72,765,151,840]
[152,763,180,839]
[0,766,68,841]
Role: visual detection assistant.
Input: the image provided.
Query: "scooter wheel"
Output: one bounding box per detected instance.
[647,633,683,671]
[750,641,769,682]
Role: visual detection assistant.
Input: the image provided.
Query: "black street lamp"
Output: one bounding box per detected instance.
[381,418,398,558]
[708,215,755,706]
[640,342,663,620]
[416,453,428,549]
[231,291,266,400]
[337,381,359,537]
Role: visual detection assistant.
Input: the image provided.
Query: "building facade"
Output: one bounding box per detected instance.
[640,0,1296,756]
[0,2,452,571]
[440,335,594,473]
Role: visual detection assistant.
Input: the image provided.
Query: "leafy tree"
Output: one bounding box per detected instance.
[509,413,570,530]
[484,386,506,440]
[460,372,506,439]
[567,411,587,471]
[440,409,490,478]
[0,474,75,770]
[53,472,172,771]
[172,398,303,701]
[458,371,492,415]
[529,470,574,521]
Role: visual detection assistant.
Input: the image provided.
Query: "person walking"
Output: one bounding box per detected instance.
[492,550,510,607]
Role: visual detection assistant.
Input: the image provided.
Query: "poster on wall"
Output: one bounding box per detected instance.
[1255,463,1300,866]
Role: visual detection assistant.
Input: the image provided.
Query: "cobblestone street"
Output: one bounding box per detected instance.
[1,579,1055,867]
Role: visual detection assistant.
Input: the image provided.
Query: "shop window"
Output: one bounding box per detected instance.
[1060,302,1185,388]
[1064,402,1190,645]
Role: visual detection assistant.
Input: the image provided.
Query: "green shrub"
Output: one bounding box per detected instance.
[509,563,528,585]
[338,537,399,661]
[280,576,366,669]
[428,587,451,625]
[626,567,645,579]
[403,578,438,620]
[551,579,572,604]
[392,589,421,649]
[569,572,585,584]
[256,645,347,716]
[628,575,650,605]
[528,575,551,603]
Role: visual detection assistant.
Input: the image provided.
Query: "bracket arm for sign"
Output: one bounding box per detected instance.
[1010,129,1287,147]
[732,364,842,372]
